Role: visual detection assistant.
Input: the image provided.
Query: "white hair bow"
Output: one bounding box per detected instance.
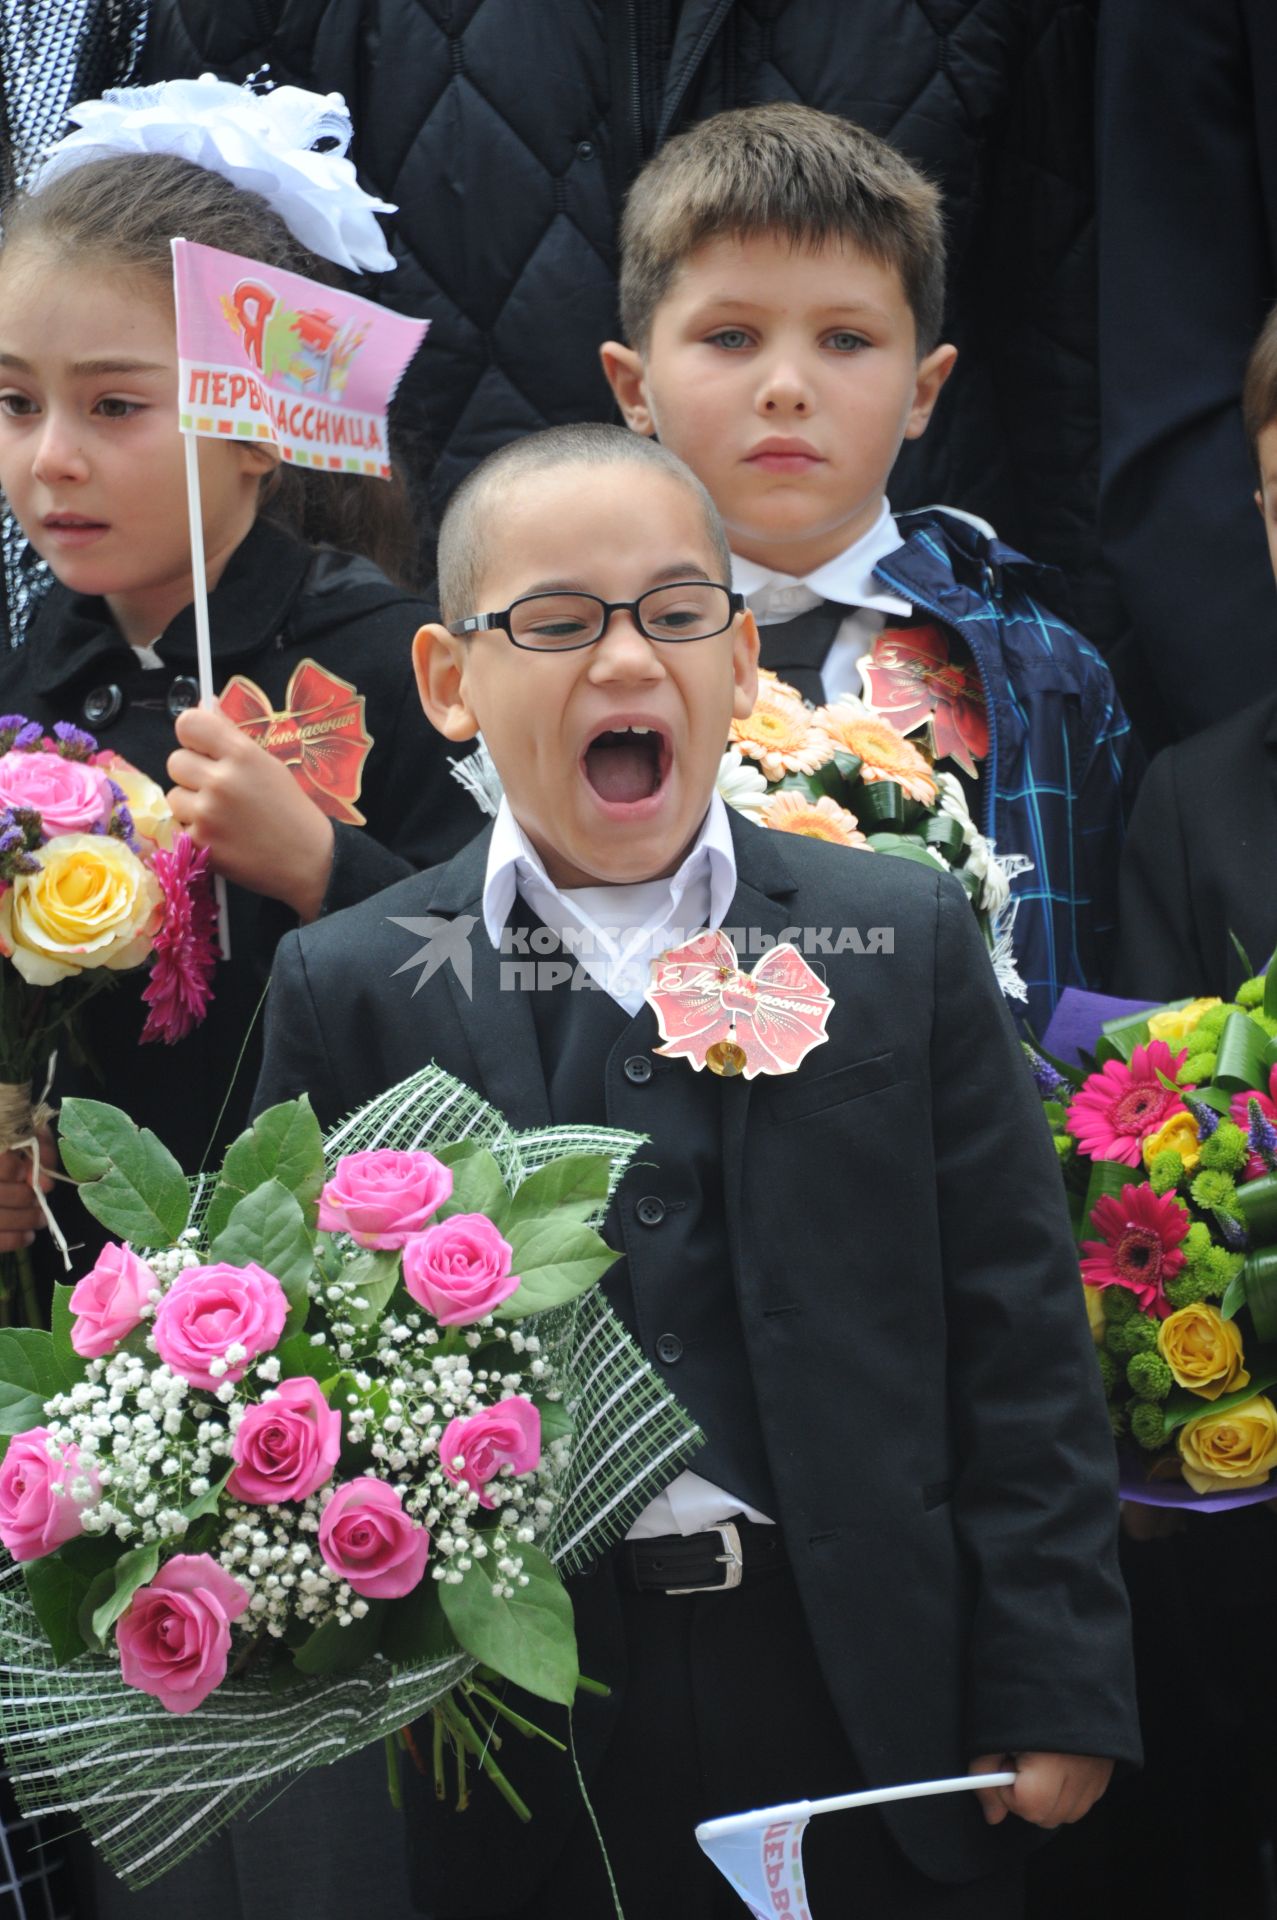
[34,74,397,275]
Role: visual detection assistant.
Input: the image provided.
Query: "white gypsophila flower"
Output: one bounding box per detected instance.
[714,746,770,822]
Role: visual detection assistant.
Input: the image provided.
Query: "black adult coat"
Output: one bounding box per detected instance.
[1114,690,1277,1001]
[0,518,477,1182]
[143,0,1119,648]
[256,811,1139,1911]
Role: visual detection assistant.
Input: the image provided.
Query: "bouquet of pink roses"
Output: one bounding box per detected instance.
[1032,974,1277,1506]
[0,1064,698,1888]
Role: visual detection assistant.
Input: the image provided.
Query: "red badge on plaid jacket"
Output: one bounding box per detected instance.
[860,624,989,777]
[647,930,832,1079]
[220,659,373,825]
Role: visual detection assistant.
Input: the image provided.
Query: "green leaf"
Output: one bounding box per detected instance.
[380,1578,459,1666]
[438,1544,577,1705]
[1215,1011,1277,1094]
[58,1098,190,1247]
[1222,1266,1248,1322]
[210,1180,314,1334]
[342,1250,403,1328]
[206,1098,327,1241]
[498,1221,619,1319]
[506,1155,609,1232]
[292,1599,385,1675]
[182,1467,232,1525]
[273,1330,329,1380]
[1264,963,1277,1025]
[1162,1362,1277,1437]
[436,1147,512,1230]
[81,1542,160,1653]
[865,834,942,868]
[23,1535,117,1665]
[0,1328,66,1435]
[50,1284,86,1388]
[535,1398,573,1445]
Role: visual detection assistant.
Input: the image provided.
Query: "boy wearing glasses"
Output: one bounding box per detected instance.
[601,103,1139,1033]
[255,423,1138,1919]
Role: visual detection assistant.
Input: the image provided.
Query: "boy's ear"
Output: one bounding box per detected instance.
[599,340,656,436]
[730,609,761,720]
[903,342,959,442]
[412,624,480,741]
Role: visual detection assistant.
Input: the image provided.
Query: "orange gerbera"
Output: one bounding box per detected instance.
[730,687,833,782]
[816,700,937,804]
[763,791,871,849]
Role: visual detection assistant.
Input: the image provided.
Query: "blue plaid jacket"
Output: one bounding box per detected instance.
[875,510,1141,1033]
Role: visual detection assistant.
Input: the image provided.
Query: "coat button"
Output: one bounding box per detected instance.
[166,676,200,718]
[636,1195,665,1227]
[655,1333,683,1365]
[624,1055,653,1085]
[576,139,595,159]
[82,684,123,728]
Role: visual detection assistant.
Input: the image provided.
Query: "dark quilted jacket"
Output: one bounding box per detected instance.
[143,0,1115,644]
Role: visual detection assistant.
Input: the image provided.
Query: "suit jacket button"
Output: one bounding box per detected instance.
[624,1055,653,1085]
[656,1333,683,1365]
[167,676,200,718]
[82,684,123,728]
[636,1195,665,1227]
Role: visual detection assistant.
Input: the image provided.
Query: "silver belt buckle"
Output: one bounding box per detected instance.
[667,1520,744,1595]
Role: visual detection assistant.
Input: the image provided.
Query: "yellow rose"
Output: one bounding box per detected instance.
[1083,1282,1106,1345]
[0,833,161,985]
[1141,1108,1203,1174]
[105,762,175,850]
[1147,998,1222,1045]
[1158,1303,1249,1400]
[1177,1393,1277,1494]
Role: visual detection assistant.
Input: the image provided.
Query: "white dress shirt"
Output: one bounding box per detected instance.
[731,498,912,702]
[481,794,774,1538]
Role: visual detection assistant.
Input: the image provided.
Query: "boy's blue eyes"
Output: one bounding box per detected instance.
[704,328,868,352]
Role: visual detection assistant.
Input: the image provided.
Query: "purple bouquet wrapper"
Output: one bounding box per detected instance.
[1041,987,1156,1069]
[1118,1450,1277,1513]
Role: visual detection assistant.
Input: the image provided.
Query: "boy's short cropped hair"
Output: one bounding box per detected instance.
[1243,303,1277,466]
[435,421,731,623]
[618,102,946,355]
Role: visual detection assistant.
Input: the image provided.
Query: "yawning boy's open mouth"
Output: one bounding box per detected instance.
[581,721,673,812]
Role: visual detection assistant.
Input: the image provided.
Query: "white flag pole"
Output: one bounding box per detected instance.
[180,431,232,961]
[697,1769,1017,1841]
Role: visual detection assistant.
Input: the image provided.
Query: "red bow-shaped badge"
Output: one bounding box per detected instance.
[647,930,833,1079]
[220,659,373,825]
[860,624,989,777]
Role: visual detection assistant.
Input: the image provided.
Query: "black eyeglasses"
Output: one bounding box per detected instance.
[448,582,745,653]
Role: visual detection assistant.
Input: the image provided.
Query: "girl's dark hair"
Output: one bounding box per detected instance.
[2,152,426,586]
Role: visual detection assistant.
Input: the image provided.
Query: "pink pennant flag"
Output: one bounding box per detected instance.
[171,237,426,479]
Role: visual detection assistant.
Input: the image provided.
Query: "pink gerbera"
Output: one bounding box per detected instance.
[1066,1041,1190,1167]
[139,833,219,1045]
[1230,1065,1277,1180]
[1080,1184,1189,1319]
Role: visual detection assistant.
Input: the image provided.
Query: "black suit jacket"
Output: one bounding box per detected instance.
[1115,690,1277,999]
[256,812,1138,1900]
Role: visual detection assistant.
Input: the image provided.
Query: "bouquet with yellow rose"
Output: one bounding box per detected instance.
[1032,976,1277,1506]
[0,716,217,1312]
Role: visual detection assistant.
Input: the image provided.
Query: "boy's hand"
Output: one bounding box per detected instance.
[969,1753,1114,1828]
[167,707,335,922]
[0,1130,56,1252]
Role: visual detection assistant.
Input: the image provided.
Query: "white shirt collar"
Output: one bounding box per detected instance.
[481,792,738,1013]
[732,498,911,622]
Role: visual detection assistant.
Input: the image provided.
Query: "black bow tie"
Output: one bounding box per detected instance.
[755,599,848,704]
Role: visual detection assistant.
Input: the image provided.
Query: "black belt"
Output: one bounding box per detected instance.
[622,1518,785,1594]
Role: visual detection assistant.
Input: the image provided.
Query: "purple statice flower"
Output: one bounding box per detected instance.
[13,722,43,751]
[1023,1045,1068,1102]
[1217,1211,1249,1252]
[1247,1096,1277,1174]
[0,716,27,753]
[1183,1093,1222,1139]
[0,818,40,880]
[52,720,99,761]
[106,791,138,850]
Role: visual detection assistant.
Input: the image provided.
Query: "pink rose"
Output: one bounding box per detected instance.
[439,1398,541,1509]
[0,749,114,835]
[152,1262,288,1391]
[116,1554,249,1715]
[0,1427,99,1561]
[317,1149,453,1249]
[318,1477,431,1598]
[68,1243,157,1357]
[402,1214,519,1325]
[227,1377,342,1505]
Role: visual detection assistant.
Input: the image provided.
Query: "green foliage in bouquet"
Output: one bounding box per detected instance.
[0,1068,703,1887]
[1029,973,1277,1501]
